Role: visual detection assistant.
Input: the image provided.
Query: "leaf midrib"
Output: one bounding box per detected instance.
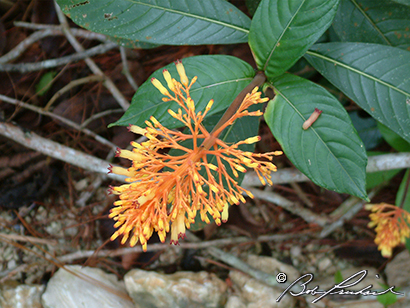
[350,0,391,46]
[305,50,410,97]
[263,0,306,71]
[125,0,250,33]
[272,82,364,194]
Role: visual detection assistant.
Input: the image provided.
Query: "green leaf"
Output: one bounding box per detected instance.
[265,74,368,200]
[107,35,160,49]
[397,169,410,256]
[248,0,340,79]
[305,43,410,144]
[110,55,255,129]
[333,0,410,50]
[334,270,343,284]
[396,169,410,209]
[392,0,410,7]
[378,122,410,152]
[56,0,251,45]
[377,283,399,307]
[349,111,383,150]
[366,152,401,189]
[35,71,56,96]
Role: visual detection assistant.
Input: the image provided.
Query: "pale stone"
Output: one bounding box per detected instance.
[229,270,295,308]
[247,255,300,282]
[0,284,44,308]
[124,269,227,308]
[386,250,410,288]
[225,295,246,308]
[41,265,134,308]
[385,250,410,307]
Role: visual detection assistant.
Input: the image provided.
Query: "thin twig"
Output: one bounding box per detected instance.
[57,232,305,263]
[120,46,139,91]
[0,121,124,182]
[54,1,130,110]
[246,187,330,226]
[289,182,314,207]
[0,26,109,64]
[0,94,117,150]
[80,108,123,129]
[207,246,284,289]
[44,75,104,111]
[319,187,383,238]
[0,42,117,73]
[0,233,58,245]
[15,21,108,41]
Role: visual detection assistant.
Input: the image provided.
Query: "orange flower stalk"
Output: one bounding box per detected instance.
[366,203,410,258]
[108,60,282,251]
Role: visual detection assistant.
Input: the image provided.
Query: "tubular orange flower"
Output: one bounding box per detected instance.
[366,203,410,258]
[108,61,282,251]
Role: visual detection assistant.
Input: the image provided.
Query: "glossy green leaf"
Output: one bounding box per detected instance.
[378,122,410,152]
[396,169,410,209]
[366,152,401,189]
[349,111,383,150]
[333,0,410,50]
[56,0,251,45]
[107,35,160,49]
[248,0,339,79]
[393,0,410,7]
[305,43,410,144]
[110,55,255,128]
[265,74,368,199]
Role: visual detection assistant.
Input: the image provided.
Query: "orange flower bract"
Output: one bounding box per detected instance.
[108,60,281,251]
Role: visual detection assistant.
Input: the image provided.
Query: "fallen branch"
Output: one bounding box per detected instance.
[0,94,117,150]
[0,42,117,73]
[0,121,124,182]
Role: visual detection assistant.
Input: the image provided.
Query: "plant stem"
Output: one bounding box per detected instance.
[200,71,266,150]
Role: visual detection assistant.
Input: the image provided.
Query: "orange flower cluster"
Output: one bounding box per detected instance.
[108,60,281,251]
[366,203,410,258]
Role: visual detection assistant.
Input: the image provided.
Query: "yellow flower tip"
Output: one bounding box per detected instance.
[162,69,175,91]
[110,231,120,242]
[364,204,375,211]
[170,212,186,246]
[381,247,392,258]
[151,77,170,96]
[221,203,229,223]
[244,136,261,144]
[108,164,132,177]
[142,242,148,252]
[128,124,147,136]
[130,235,138,247]
[205,99,214,111]
[186,97,195,111]
[168,109,178,118]
[175,59,189,86]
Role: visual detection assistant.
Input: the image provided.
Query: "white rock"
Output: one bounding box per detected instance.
[0,284,44,308]
[41,265,134,308]
[225,295,246,308]
[124,269,227,308]
[229,270,294,308]
[385,250,410,307]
